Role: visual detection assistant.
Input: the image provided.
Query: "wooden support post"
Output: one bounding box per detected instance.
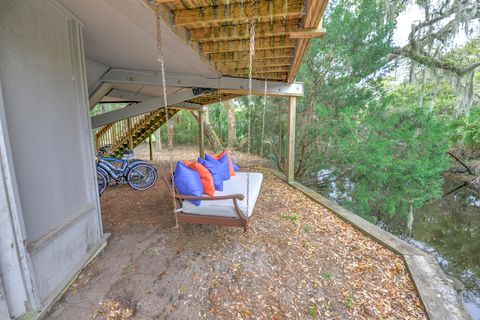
[95,136,100,153]
[127,118,133,150]
[286,97,296,184]
[198,111,205,158]
[148,135,153,161]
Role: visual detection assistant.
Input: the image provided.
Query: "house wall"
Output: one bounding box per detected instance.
[0,71,38,320]
[0,0,105,317]
[0,277,11,319]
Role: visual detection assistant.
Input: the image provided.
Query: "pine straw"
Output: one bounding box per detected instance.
[59,145,426,319]
[191,169,426,319]
[93,300,134,320]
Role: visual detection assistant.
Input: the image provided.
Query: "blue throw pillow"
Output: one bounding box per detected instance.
[198,157,223,191]
[232,159,240,172]
[207,153,230,181]
[173,162,203,206]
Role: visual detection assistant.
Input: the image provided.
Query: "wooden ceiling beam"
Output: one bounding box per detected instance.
[201,36,296,54]
[231,66,291,73]
[173,0,304,27]
[142,1,220,76]
[290,26,326,39]
[189,19,299,42]
[209,48,294,62]
[215,58,292,69]
[288,0,329,82]
[231,72,288,81]
[192,94,242,105]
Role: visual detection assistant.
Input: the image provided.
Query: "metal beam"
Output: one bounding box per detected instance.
[105,89,154,103]
[89,82,111,109]
[91,88,209,128]
[104,89,205,111]
[101,68,304,97]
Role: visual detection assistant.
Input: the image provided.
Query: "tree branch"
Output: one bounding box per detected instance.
[391,46,480,76]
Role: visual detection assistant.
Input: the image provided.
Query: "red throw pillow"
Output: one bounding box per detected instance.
[184,161,215,196]
[211,150,236,177]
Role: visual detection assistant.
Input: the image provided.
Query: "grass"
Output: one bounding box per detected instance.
[302,241,312,250]
[303,224,311,233]
[308,305,318,317]
[345,294,354,309]
[144,247,161,256]
[281,214,299,224]
[323,271,334,280]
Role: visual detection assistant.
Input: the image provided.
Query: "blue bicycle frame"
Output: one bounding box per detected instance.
[97,157,148,181]
[95,145,157,194]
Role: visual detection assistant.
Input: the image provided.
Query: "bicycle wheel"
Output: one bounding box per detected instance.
[127,163,157,190]
[97,168,108,195]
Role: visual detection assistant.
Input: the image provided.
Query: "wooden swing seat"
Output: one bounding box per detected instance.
[164,172,263,232]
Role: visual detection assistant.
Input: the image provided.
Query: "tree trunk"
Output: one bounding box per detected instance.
[225,101,237,147]
[190,110,223,151]
[276,103,284,171]
[154,128,162,151]
[295,83,318,177]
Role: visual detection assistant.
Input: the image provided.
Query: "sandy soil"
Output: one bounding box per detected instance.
[47,145,426,320]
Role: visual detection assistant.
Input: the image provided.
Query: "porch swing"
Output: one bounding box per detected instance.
[156,3,264,232]
[164,171,263,232]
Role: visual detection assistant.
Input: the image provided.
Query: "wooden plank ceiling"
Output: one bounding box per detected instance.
[156,0,328,83]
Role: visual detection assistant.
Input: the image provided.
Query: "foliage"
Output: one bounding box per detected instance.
[392,0,480,78]
[387,79,458,116]
[299,0,395,110]
[293,0,396,178]
[315,102,451,221]
[90,103,128,117]
[450,107,480,150]
[289,0,451,220]
[308,305,318,317]
[345,294,354,309]
[158,111,199,146]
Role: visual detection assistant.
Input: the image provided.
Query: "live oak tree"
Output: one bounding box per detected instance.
[391,0,480,114]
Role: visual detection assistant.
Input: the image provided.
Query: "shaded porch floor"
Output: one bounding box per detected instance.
[48,147,426,319]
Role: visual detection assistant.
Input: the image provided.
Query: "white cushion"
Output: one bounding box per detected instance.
[181,172,263,218]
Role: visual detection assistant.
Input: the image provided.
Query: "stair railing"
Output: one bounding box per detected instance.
[94,109,168,155]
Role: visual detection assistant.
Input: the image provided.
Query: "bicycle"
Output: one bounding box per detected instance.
[96,145,157,195]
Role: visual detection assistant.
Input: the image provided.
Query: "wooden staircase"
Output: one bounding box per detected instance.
[94,108,178,157]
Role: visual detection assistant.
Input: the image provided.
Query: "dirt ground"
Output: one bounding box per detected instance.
[47,145,426,320]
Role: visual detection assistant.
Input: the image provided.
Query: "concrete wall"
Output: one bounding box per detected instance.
[0,0,104,317]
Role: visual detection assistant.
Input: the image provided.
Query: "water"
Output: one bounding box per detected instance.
[314,172,480,319]
[382,178,480,319]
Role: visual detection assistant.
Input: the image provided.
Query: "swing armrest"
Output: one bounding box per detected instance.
[162,176,245,201]
[173,193,245,201]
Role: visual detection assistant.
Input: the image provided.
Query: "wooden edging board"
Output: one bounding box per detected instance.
[263,168,471,320]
